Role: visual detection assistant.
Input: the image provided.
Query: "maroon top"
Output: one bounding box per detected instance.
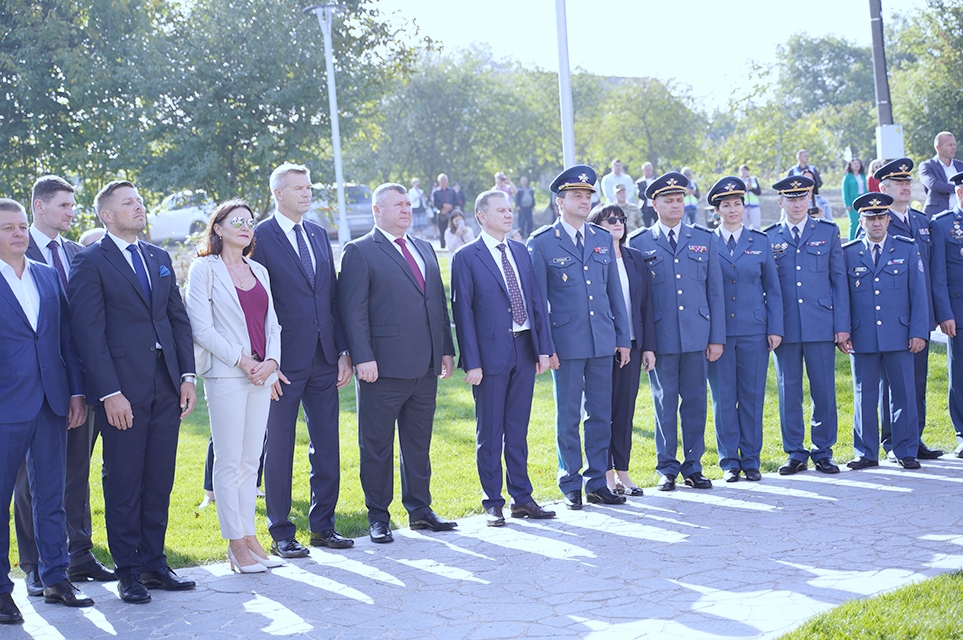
[236,279,268,361]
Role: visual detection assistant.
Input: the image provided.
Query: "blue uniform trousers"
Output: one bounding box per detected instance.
[649,351,707,478]
[553,355,612,494]
[1,400,68,594]
[773,341,837,462]
[879,344,928,451]
[851,350,919,460]
[708,334,769,472]
[473,332,536,509]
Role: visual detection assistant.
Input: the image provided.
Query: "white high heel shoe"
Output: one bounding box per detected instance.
[249,549,285,569]
[228,547,267,574]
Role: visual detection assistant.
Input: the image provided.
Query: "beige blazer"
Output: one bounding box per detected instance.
[185,254,281,380]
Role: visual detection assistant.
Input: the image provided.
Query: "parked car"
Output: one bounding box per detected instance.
[308,183,373,240]
[146,190,215,244]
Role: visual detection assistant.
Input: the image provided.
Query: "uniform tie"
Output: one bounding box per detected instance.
[668,229,677,251]
[395,238,425,292]
[497,244,527,326]
[293,223,315,285]
[873,243,881,265]
[792,226,801,244]
[126,244,151,307]
[726,234,736,256]
[47,240,68,292]
[575,230,584,255]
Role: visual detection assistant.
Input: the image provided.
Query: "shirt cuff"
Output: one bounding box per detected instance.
[100,391,122,402]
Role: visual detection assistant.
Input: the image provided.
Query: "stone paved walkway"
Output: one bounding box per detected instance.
[8,456,963,639]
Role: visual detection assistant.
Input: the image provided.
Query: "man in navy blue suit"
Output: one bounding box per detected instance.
[251,163,353,557]
[451,190,555,527]
[0,199,91,624]
[69,181,197,604]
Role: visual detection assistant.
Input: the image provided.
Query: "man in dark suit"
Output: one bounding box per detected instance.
[14,176,115,600]
[0,199,92,625]
[250,163,353,557]
[450,190,555,527]
[339,183,457,544]
[68,181,196,604]
[919,132,963,216]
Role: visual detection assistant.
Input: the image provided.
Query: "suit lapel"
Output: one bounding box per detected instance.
[140,242,163,311]
[476,238,508,297]
[0,268,33,331]
[653,225,674,255]
[101,238,151,309]
[305,221,326,288]
[374,230,424,295]
[26,235,45,264]
[411,236,434,296]
[888,211,911,238]
[213,256,241,308]
[554,220,583,262]
[268,217,313,285]
[798,220,816,246]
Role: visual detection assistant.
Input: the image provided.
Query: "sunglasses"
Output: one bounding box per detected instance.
[604,216,626,225]
[229,216,258,230]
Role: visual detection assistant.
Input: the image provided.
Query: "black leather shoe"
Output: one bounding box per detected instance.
[271,537,310,558]
[310,530,354,549]
[814,458,840,474]
[485,506,505,527]
[117,576,151,604]
[846,457,879,470]
[24,569,43,597]
[657,475,676,491]
[68,559,116,582]
[918,444,943,459]
[510,501,556,519]
[586,486,626,505]
[723,470,740,483]
[899,457,921,469]
[43,579,93,607]
[0,593,23,624]
[409,511,457,531]
[684,473,712,489]
[744,469,762,482]
[778,459,807,475]
[563,490,582,510]
[141,567,195,591]
[369,521,393,544]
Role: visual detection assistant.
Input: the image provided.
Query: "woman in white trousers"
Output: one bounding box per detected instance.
[186,198,283,573]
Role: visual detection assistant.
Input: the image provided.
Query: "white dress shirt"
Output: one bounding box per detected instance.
[658,221,682,241]
[719,226,744,245]
[273,211,316,272]
[375,225,425,278]
[29,226,70,277]
[106,231,152,288]
[941,159,959,210]
[480,230,531,332]
[0,258,40,331]
[559,218,585,247]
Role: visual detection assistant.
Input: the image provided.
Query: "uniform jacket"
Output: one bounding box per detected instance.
[929,208,963,324]
[714,227,784,338]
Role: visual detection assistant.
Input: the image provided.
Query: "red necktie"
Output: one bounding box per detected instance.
[395,238,425,292]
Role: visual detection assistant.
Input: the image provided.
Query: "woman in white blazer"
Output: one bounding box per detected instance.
[186,198,283,574]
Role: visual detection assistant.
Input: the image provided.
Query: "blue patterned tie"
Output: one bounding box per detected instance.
[497,244,527,326]
[294,223,314,284]
[126,245,151,307]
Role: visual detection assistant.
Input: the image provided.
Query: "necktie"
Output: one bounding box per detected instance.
[575,230,584,255]
[395,238,425,292]
[668,229,677,251]
[873,244,881,265]
[47,240,68,292]
[497,244,527,326]
[293,223,314,284]
[126,244,151,306]
[726,234,736,256]
[792,226,801,244]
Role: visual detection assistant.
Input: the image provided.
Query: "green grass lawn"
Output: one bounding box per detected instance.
[778,572,963,639]
[10,251,958,577]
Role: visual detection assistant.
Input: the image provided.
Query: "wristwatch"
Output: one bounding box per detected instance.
[339,350,350,357]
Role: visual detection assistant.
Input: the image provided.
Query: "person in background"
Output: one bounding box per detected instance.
[444,210,475,253]
[739,165,763,229]
[514,176,536,240]
[920,132,963,216]
[432,174,457,249]
[452,181,467,211]
[185,199,283,574]
[787,149,824,191]
[78,228,105,247]
[867,159,883,193]
[408,178,427,239]
[842,158,868,240]
[636,162,658,227]
[613,183,642,233]
[493,172,516,199]
[601,159,635,204]
[682,167,701,225]
[803,169,833,221]
[588,204,655,496]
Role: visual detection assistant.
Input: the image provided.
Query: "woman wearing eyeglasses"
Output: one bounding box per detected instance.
[588,204,656,496]
[185,198,283,573]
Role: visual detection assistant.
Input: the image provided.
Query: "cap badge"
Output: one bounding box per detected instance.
[578,173,589,183]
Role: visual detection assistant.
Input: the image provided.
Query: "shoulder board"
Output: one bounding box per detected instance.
[842,239,862,248]
[933,210,955,221]
[626,227,651,241]
[763,223,779,232]
[816,218,838,226]
[748,228,768,238]
[586,221,610,235]
[910,207,925,217]
[691,224,712,233]
[894,235,916,243]
[530,225,553,238]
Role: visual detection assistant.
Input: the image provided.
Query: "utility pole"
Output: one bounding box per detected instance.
[555,0,576,167]
[869,0,904,159]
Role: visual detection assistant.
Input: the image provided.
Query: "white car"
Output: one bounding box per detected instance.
[146,190,215,244]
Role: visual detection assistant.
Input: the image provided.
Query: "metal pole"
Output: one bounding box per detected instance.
[869,0,893,126]
[306,4,350,250]
[555,0,576,167]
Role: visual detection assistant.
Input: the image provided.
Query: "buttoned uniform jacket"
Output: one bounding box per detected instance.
[764,218,850,343]
[714,227,784,338]
[843,236,928,352]
[527,219,631,359]
[929,208,963,325]
[627,222,726,354]
[919,156,963,216]
[184,255,281,381]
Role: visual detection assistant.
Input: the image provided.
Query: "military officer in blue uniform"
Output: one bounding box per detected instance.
[872,158,942,459]
[704,177,783,482]
[841,193,928,469]
[929,171,963,458]
[528,165,631,509]
[765,175,849,475]
[628,171,725,491]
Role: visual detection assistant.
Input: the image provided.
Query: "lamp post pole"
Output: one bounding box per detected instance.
[555,0,576,167]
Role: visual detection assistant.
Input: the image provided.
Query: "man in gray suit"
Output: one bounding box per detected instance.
[14,176,115,598]
[339,183,457,544]
[920,132,963,216]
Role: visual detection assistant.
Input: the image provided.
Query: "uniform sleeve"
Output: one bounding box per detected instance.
[706,237,726,345]
[829,230,851,334]
[908,245,930,341]
[930,222,953,323]
[527,238,556,355]
[762,243,784,337]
